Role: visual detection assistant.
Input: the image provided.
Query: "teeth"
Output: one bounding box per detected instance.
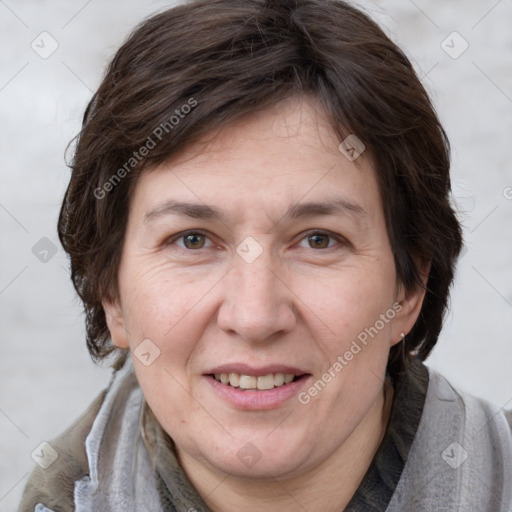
[257,374,275,390]
[274,373,285,386]
[239,375,257,389]
[213,372,298,390]
[229,373,240,387]
[284,374,294,384]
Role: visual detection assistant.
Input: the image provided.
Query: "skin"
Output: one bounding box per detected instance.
[104,95,427,511]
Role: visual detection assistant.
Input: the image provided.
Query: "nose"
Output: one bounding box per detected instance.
[216,250,297,343]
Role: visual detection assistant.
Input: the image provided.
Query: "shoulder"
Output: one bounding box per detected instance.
[18,390,106,512]
[390,365,512,509]
[424,366,512,439]
[420,365,512,500]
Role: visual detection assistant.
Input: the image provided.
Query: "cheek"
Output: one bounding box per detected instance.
[294,264,396,350]
[120,264,212,425]
[118,266,217,382]
[294,268,395,423]
[121,259,219,337]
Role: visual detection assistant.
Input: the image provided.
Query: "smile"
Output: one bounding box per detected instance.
[205,371,311,410]
[211,372,301,390]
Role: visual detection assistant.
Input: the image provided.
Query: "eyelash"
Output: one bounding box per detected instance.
[164,229,348,253]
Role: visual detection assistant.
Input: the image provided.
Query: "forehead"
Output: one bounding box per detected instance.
[131,96,381,228]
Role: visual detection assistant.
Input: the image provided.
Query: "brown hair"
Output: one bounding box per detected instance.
[58,0,463,375]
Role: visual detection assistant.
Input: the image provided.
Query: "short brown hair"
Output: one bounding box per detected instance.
[58,0,463,375]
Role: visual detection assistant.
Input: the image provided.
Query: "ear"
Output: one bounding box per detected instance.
[103,297,130,349]
[389,263,430,347]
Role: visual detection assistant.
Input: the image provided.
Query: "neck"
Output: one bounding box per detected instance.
[178,378,394,512]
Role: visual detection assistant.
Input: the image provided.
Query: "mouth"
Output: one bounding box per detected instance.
[208,372,308,391]
[203,365,312,410]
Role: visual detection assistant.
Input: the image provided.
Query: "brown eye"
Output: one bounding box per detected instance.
[182,233,206,249]
[296,230,347,252]
[165,230,217,253]
[307,233,331,249]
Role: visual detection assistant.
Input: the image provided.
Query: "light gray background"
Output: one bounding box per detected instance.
[1,0,511,509]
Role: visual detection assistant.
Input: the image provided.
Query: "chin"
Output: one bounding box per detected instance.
[214,454,306,481]
[194,435,316,481]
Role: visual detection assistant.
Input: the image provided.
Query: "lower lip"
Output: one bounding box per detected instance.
[205,375,311,410]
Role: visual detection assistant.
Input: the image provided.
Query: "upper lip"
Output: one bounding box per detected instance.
[205,363,309,377]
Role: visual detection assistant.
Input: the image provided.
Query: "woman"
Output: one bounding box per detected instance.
[19,0,512,510]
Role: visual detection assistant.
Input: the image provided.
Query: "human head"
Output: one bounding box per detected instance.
[58,0,463,376]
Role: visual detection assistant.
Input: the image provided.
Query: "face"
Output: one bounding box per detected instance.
[105,95,424,481]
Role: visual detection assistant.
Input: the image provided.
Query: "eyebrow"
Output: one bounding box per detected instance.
[144,196,368,225]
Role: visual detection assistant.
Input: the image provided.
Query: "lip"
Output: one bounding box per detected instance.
[204,374,312,411]
[204,363,308,377]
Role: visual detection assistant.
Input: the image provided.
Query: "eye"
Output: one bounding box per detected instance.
[168,230,215,250]
[297,231,345,250]
[164,229,347,253]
